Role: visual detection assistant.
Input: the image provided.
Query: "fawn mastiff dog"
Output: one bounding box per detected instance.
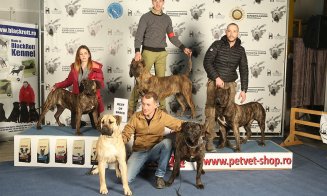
[166,121,206,189]
[91,114,132,195]
[36,79,100,135]
[215,86,266,152]
[129,58,196,118]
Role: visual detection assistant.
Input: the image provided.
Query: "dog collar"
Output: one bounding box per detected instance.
[184,136,204,149]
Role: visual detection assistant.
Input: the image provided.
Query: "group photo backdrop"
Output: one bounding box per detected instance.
[43,0,288,135]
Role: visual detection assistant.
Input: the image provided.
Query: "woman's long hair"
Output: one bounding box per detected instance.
[73,45,92,71]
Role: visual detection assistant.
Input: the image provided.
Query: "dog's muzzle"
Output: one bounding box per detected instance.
[101,126,113,136]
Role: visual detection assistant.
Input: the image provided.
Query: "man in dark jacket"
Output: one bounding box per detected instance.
[203,23,248,152]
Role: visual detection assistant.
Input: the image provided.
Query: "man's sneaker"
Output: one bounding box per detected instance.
[206,139,217,152]
[155,177,165,189]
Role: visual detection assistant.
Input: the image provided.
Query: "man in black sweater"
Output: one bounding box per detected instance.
[203,23,248,152]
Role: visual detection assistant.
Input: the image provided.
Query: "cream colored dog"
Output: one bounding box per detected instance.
[91,114,132,195]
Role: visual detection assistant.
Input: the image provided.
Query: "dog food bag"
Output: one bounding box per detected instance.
[72,140,85,165]
[19,138,31,162]
[91,140,98,165]
[37,139,50,163]
[55,139,67,163]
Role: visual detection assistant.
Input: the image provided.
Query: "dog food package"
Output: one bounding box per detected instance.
[55,139,67,163]
[37,139,50,163]
[72,140,85,165]
[90,140,98,165]
[19,138,31,162]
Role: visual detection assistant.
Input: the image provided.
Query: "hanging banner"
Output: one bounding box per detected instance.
[0,20,39,141]
[43,0,288,135]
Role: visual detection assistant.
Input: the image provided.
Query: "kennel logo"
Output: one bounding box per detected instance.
[267,32,286,40]
[270,43,284,59]
[271,6,286,22]
[230,6,246,21]
[209,11,225,19]
[45,19,61,36]
[45,57,60,74]
[247,12,268,20]
[44,7,62,15]
[251,25,266,41]
[211,24,225,40]
[88,20,102,36]
[266,115,281,132]
[45,45,61,53]
[129,22,138,37]
[190,4,205,20]
[107,2,123,19]
[65,0,81,17]
[107,77,123,93]
[269,69,282,77]
[192,78,204,95]
[173,22,186,37]
[65,39,79,55]
[246,50,266,57]
[268,79,282,96]
[127,9,143,17]
[109,39,122,56]
[250,61,265,78]
[189,30,205,39]
[265,105,281,113]
[169,59,186,75]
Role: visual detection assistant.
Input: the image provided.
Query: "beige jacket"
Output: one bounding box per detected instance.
[122,109,182,151]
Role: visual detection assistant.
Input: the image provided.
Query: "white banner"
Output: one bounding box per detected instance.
[43,0,288,135]
[0,20,39,141]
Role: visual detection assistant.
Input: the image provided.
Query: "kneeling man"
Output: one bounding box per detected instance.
[122,92,182,189]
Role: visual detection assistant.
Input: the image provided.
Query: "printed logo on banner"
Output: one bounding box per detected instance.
[190,4,205,20]
[65,39,79,55]
[173,22,186,37]
[265,105,281,113]
[0,79,12,97]
[108,29,124,36]
[246,50,267,57]
[192,77,204,95]
[266,115,281,132]
[45,19,61,36]
[0,56,8,69]
[208,11,225,19]
[45,7,63,15]
[269,43,284,59]
[271,6,286,22]
[211,24,225,40]
[82,8,105,15]
[250,61,265,78]
[107,3,123,19]
[109,39,122,56]
[107,76,123,93]
[189,41,204,58]
[128,22,138,37]
[127,9,142,17]
[268,79,283,96]
[230,6,246,21]
[87,20,102,36]
[251,25,266,41]
[247,12,268,20]
[65,0,81,17]
[45,57,60,74]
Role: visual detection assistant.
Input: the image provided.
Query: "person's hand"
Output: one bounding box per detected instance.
[238,91,246,104]
[134,52,141,61]
[215,77,224,88]
[183,48,192,57]
[50,85,56,92]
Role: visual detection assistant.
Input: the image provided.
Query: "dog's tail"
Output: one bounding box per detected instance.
[185,56,192,76]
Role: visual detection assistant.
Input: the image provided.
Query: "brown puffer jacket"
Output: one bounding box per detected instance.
[122,109,182,152]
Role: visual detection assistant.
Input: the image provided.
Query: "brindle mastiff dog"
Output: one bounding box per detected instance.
[91,114,132,195]
[36,79,100,135]
[215,86,266,152]
[166,122,206,189]
[129,58,196,118]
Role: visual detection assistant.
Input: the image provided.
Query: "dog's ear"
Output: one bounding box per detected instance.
[97,115,103,129]
[114,115,122,126]
[140,59,146,67]
[93,80,102,89]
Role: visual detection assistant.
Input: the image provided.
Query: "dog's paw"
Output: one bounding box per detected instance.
[196,183,204,189]
[36,125,42,129]
[91,167,99,175]
[115,170,121,178]
[124,188,132,196]
[100,186,108,195]
[240,138,248,144]
[58,123,66,127]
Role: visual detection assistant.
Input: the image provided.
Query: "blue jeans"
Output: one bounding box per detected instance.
[127,138,172,183]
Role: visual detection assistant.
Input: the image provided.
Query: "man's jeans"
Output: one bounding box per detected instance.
[127,138,172,183]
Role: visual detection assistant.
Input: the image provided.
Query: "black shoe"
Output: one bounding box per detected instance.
[155,177,166,189]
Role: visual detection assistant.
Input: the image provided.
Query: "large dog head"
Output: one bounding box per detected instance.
[129,59,146,78]
[215,86,231,108]
[181,122,206,156]
[79,79,101,96]
[98,114,122,137]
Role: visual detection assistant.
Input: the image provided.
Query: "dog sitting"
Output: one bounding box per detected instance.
[0,103,7,122]
[166,121,206,189]
[36,79,100,135]
[129,58,195,118]
[215,86,266,152]
[20,102,29,123]
[7,102,20,122]
[28,102,39,122]
[91,114,132,195]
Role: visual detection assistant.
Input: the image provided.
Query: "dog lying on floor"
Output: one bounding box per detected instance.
[215,86,266,152]
[166,121,206,189]
[91,114,132,195]
[36,79,100,135]
[129,58,196,118]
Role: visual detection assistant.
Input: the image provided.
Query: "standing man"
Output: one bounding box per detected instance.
[203,23,248,152]
[122,92,183,189]
[128,0,192,117]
